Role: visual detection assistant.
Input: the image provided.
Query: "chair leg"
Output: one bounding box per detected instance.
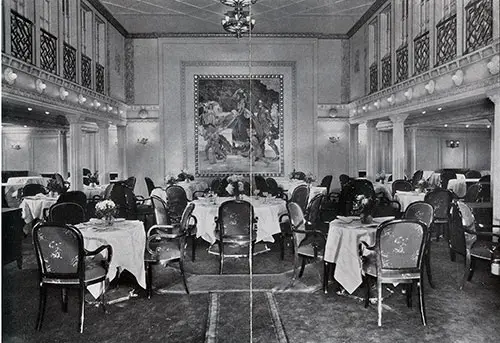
[406,283,413,308]
[461,252,473,289]
[298,257,307,278]
[36,285,47,331]
[450,249,456,262]
[418,279,427,326]
[219,242,224,275]
[179,258,189,294]
[61,288,68,312]
[279,233,285,260]
[377,281,383,327]
[425,246,435,289]
[292,251,299,282]
[79,287,85,333]
[146,262,153,299]
[364,277,370,308]
[191,235,197,262]
[322,262,329,294]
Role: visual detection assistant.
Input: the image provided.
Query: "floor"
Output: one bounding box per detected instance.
[2,234,500,343]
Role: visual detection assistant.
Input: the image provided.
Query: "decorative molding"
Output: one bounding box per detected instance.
[127,105,160,111]
[127,32,348,40]
[124,38,135,104]
[341,39,350,103]
[126,117,159,123]
[87,0,128,37]
[347,0,387,38]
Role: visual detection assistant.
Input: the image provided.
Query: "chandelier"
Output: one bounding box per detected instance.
[220,0,257,38]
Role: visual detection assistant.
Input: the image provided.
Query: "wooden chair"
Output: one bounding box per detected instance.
[465,170,481,179]
[21,184,48,198]
[33,222,112,333]
[144,177,156,195]
[319,175,333,195]
[424,188,454,241]
[48,202,86,225]
[411,170,424,187]
[391,179,413,195]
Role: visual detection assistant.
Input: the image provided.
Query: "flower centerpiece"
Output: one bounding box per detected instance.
[352,194,375,224]
[46,178,64,197]
[375,170,387,184]
[165,174,177,186]
[304,172,316,185]
[95,200,117,225]
[226,174,245,199]
[177,170,194,182]
[88,171,99,186]
[415,179,428,193]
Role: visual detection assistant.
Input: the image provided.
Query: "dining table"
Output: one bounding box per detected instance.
[166,180,209,200]
[76,218,147,298]
[19,193,58,221]
[393,190,426,212]
[3,176,51,207]
[275,178,327,203]
[82,184,108,199]
[191,195,287,244]
[323,216,394,294]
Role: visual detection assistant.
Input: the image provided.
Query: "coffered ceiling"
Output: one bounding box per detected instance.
[100,0,377,35]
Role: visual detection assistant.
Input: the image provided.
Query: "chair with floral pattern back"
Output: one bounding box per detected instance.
[144,202,196,298]
[214,200,257,274]
[165,185,188,224]
[362,219,429,326]
[32,222,112,333]
[424,188,454,241]
[448,201,500,289]
[404,201,435,288]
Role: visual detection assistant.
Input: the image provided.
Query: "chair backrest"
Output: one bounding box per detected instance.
[465,170,481,178]
[290,184,309,213]
[304,194,324,226]
[254,175,269,194]
[210,178,221,193]
[54,173,69,193]
[319,175,333,194]
[217,200,255,239]
[165,185,188,223]
[353,179,375,198]
[478,175,490,184]
[440,170,457,189]
[392,179,413,195]
[411,170,424,187]
[424,188,454,220]
[372,198,401,218]
[464,183,482,202]
[217,177,229,196]
[144,177,156,195]
[266,177,279,196]
[22,183,47,197]
[33,223,84,278]
[103,184,114,199]
[124,176,137,190]
[292,171,306,180]
[108,183,138,219]
[448,201,476,256]
[49,202,86,225]
[375,219,427,272]
[404,201,434,228]
[243,181,251,196]
[150,188,169,225]
[286,201,307,246]
[57,191,87,210]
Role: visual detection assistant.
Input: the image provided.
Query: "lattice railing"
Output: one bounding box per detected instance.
[465,0,493,54]
[396,43,408,83]
[414,31,430,75]
[435,14,456,66]
[40,29,57,74]
[10,10,33,64]
[96,63,105,94]
[381,54,391,89]
[63,43,76,82]
[81,54,92,89]
[369,62,378,94]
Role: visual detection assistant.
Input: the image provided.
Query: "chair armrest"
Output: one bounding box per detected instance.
[189,214,198,226]
[292,228,327,240]
[147,224,181,237]
[360,241,376,250]
[85,244,113,264]
[279,213,289,223]
[192,190,207,200]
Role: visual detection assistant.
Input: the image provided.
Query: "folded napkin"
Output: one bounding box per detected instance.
[336,216,360,224]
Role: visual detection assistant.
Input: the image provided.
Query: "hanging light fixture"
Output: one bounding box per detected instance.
[221,0,257,38]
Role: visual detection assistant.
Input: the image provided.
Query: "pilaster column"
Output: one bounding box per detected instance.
[67,116,83,191]
[96,122,110,185]
[409,127,417,176]
[390,114,409,180]
[57,130,68,179]
[489,94,500,228]
[116,123,128,180]
[365,120,378,180]
[349,123,359,177]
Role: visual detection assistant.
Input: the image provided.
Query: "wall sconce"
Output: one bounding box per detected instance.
[35,79,47,93]
[362,105,368,112]
[59,87,69,100]
[404,88,413,100]
[373,100,381,109]
[424,80,435,94]
[328,136,340,144]
[452,69,464,86]
[487,55,499,75]
[11,144,22,150]
[4,68,18,84]
[446,140,460,148]
[78,94,87,104]
[137,137,149,145]
[138,108,149,119]
[93,100,101,108]
[387,94,395,105]
[107,105,113,112]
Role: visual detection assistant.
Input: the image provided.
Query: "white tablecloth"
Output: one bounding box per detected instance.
[374,182,393,200]
[447,179,467,198]
[76,219,146,298]
[324,218,379,294]
[19,195,58,223]
[428,173,465,187]
[3,176,51,207]
[191,196,286,244]
[82,184,108,199]
[275,179,326,203]
[393,191,426,212]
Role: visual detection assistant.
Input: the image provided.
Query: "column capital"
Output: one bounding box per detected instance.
[96,121,110,129]
[365,120,378,128]
[488,92,500,104]
[389,113,409,124]
[349,122,359,128]
[66,114,83,124]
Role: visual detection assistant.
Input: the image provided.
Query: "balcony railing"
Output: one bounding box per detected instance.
[396,43,408,83]
[369,62,378,94]
[40,29,57,74]
[465,0,493,54]
[435,14,457,66]
[381,54,391,89]
[81,54,92,89]
[10,10,33,64]
[414,31,430,75]
[96,62,105,94]
[63,43,76,82]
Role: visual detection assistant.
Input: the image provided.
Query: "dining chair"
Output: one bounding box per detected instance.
[448,201,500,289]
[48,202,86,225]
[21,183,48,198]
[391,179,413,195]
[57,190,88,217]
[372,198,401,218]
[286,201,328,292]
[404,201,435,288]
[424,188,454,241]
[362,219,429,326]
[254,175,269,195]
[265,177,286,199]
[144,177,156,195]
[465,170,481,179]
[440,170,457,189]
[411,170,424,187]
[319,175,333,195]
[32,222,112,333]
[165,185,189,224]
[214,199,257,274]
[144,203,196,298]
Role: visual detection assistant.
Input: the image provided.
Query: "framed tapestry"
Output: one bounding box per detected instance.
[194,74,284,177]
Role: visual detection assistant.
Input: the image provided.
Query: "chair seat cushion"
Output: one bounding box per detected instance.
[43,257,107,284]
[297,237,324,258]
[471,240,493,260]
[145,240,181,263]
[363,253,420,280]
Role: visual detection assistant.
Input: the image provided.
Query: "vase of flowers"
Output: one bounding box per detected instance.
[88,171,99,187]
[47,178,64,198]
[353,194,374,224]
[416,179,428,193]
[304,172,316,185]
[95,200,117,226]
[177,170,194,183]
[226,174,245,199]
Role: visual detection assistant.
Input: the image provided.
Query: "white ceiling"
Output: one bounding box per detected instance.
[100,0,376,35]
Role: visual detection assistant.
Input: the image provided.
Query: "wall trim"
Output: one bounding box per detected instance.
[347,0,387,38]
[87,0,128,37]
[128,32,348,40]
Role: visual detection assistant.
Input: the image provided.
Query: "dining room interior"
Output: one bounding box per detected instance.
[1,0,500,342]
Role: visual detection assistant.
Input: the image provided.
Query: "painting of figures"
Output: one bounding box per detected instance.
[194,75,284,176]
